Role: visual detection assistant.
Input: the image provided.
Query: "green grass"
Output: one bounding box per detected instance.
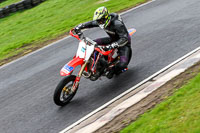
[0,0,21,8]
[121,72,200,133]
[0,0,146,62]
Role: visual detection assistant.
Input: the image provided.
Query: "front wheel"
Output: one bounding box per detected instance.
[53,75,78,106]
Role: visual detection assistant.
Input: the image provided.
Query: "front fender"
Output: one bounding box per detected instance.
[60,57,84,76]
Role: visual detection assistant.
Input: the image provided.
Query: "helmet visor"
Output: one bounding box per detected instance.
[97,17,107,25]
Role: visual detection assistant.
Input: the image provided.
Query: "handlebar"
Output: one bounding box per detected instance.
[70,29,114,56]
[70,29,83,40]
[70,29,96,46]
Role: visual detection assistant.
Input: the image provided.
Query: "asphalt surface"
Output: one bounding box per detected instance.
[0,0,200,132]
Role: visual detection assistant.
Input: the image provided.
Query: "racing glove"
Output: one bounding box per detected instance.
[103,42,119,51]
[74,24,84,33]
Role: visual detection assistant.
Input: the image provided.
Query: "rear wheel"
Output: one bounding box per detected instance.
[53,75,78,106]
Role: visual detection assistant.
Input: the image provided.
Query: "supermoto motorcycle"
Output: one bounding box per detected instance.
[53,28,136,106]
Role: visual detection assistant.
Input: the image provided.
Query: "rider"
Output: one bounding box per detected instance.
[74,6,132,79]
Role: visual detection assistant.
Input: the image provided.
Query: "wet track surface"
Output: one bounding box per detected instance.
[0,0,200,132]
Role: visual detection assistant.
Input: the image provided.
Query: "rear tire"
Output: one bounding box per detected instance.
[53,75,78,106]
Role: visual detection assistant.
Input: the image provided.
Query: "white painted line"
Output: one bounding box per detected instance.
[75,68,188,133]
[60,45,200,133]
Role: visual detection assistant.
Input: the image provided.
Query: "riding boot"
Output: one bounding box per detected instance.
[106,67,115,79]
[90,71,101,81]
[90,63,106,81]
[106,66,128,79]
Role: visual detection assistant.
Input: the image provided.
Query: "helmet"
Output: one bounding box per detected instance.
[93,6,111,29]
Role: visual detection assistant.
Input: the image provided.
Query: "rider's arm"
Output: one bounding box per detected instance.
[114,20,129,47]
[76,21,99,30]
[83,21,99,28]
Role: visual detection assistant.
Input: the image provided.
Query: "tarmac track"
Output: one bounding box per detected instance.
[0,0,200,132]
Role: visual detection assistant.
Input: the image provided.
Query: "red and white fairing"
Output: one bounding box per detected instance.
[60,40,94,76]
[60,28,136,76]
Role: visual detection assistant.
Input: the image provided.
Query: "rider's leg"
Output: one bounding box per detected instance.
[106,46,132,79]
[115,46,132,73]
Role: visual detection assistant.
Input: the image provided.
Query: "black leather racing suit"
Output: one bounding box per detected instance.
[79,13,132,73]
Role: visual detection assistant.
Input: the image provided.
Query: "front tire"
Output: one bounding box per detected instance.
[53,75,78,106]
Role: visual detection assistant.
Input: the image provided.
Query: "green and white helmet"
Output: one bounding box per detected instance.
[93,6,111,29]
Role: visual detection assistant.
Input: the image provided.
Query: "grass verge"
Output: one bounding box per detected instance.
[0,0,20,8]
[0,0,147,66]
[121,70,200,133]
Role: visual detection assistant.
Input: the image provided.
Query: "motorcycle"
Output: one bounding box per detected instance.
[53,28,136,106]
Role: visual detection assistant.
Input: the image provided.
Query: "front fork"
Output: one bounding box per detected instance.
[71,61,88,92]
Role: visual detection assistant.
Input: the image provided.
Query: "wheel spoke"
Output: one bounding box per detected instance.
[60,82,73,102]
[54,75,78,106]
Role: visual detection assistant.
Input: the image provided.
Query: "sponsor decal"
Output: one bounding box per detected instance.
[81,47,86,52]
[64,64,74,72]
